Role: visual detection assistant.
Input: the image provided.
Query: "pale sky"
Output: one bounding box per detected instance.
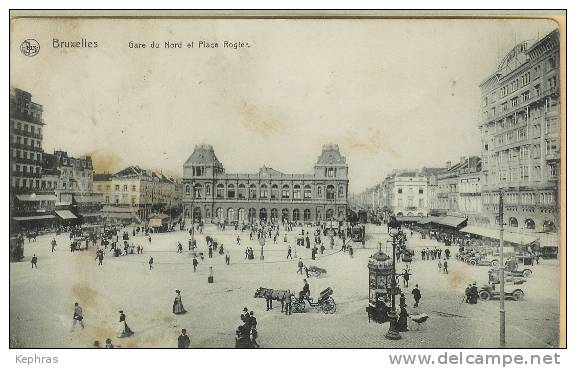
[10,17,558,192]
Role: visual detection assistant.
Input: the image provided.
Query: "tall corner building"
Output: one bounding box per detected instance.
[478,29,560,233]
[9,88,45,193]
[182,144,349,223]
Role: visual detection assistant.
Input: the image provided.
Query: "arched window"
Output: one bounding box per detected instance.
[282,185,290,199]
[249,184,257,199]
[304,185,312,199]
[248,208,257,222]
[293,209,300,221]
[271,184,279,199]
[281,208,289,221]
[304,209,311,221]
[193,183,202,199]
[260,184,268,198]
[227,184,236,199]
[509,217,518,227]
[326,209,333,220]
[293,184,301,199]
[238,184,246,199]
[216,184,225,198]
[216,208,224,220]
[543,220,556,233]
[227,208,235,222]
[271,208,278,220]
[238,208,246,222]
[338,185,345,198]
[326,185,335,200]
[524,218,535,230]
[259,208,268,221]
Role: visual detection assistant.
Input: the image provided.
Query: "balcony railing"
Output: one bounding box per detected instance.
[10,128,43,140]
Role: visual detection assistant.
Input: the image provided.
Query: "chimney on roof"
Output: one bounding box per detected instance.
[446,161,452,169]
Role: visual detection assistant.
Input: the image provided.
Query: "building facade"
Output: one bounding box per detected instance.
[420,166,448,216]
[42,151,94,202]
[93,166,177,220]
[9,88,45,193]
[478,29,560,233]
[384,171,428,217]
[181,144,349,223]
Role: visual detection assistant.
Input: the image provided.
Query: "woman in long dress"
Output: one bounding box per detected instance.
[118,311,134,338]
[397,306,409,332]
[173,290,187,315]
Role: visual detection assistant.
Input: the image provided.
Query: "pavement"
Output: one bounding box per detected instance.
[9,223,560,348]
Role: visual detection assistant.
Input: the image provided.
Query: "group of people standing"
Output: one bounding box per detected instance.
[236,307,260,348]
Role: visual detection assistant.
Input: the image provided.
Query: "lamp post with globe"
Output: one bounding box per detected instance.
[385,226,402,340]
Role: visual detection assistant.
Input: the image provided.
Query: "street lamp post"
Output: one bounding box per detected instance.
[498,190,506,347]
[259,236,265,261]
[385,227,402,340]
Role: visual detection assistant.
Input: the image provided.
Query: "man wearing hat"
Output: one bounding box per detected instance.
[177,329,190,348]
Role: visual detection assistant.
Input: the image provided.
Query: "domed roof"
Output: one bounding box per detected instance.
[370,250,391,262]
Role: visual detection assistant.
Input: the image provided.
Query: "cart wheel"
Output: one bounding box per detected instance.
[322,297,336,314]
[491,260,498,267]
[522,269,532,278]
[469,260,477,266]
[478,290,490,300]
[293,300,306,313]
[513,290,524,301]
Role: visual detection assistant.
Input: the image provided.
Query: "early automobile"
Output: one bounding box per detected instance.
[478,283,525,301]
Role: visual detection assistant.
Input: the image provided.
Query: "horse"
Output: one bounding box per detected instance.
[254,287,291,312]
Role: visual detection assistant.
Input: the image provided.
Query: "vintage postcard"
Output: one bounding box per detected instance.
[9,10,566,351]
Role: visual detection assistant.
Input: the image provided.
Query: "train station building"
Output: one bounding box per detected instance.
[182,144,349,223]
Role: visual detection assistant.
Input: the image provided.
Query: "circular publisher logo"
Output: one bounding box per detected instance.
[20,39,40,57]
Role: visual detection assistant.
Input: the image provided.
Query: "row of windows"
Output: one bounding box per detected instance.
[13,164,41,174]
[495,127,528,146]
[11,149,41,161]
[498,164,557,182]
[10,120,42,135]
[184,183,346,200]
[484,57,556,106]
[10,134,41,148]
[483,192,555,205]
[484,77,558,121]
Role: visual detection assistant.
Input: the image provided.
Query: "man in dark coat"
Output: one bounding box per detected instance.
[411,284,421,307]
[178,329,190,348]
[192,257,198,272]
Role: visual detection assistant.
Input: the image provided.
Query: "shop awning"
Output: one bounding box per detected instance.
[459,226,538,245]
[395,216,423,222]
[432,216,468,228]
[16,194,58,202]
[12,215,56,221]
[79,212,103,218]
[55,210,78,220]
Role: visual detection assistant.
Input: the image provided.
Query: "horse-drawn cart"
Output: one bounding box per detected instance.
[293,287,336,314]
